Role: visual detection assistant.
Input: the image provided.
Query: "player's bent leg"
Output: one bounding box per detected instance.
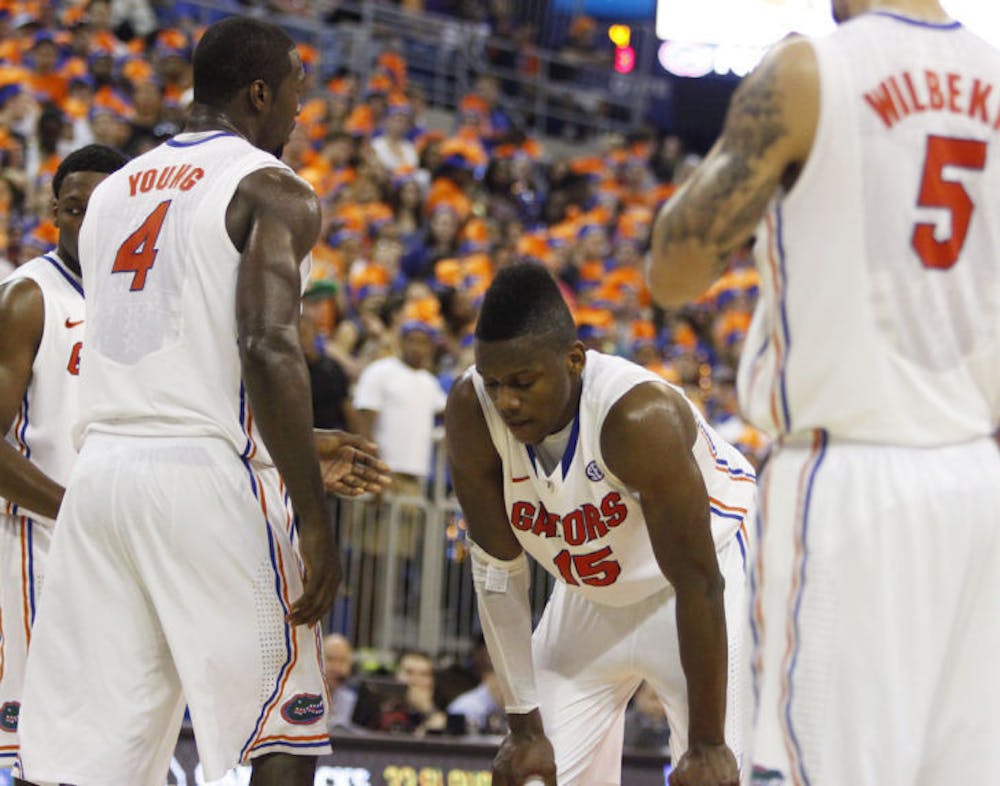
[635,545,751,786]
[141,457,331,781]
[532,583,643,786]
[249,752,317,786]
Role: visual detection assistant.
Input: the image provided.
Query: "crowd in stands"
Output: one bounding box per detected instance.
[0,0,768,749]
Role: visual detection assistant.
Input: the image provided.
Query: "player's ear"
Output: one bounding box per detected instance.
[249,79,269,110]
[51,198,61,230]
[567,340,586,374]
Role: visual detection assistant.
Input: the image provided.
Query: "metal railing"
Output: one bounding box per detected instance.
[325,436,555,664]
[167,0,660,140]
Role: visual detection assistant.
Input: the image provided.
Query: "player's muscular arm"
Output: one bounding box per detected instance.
[649,37,818,307]
[602,384,737,785]
[444,376,521,560]
[446,379,555,786]
[0,279,64,520]
[232,167,336,626]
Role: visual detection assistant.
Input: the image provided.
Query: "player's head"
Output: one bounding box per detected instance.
[52,144,129,274]
[475,263,585,445]
[192,16,303,156]
[830,0,864,23]
[395,648,434,691]
[322,633,353,691]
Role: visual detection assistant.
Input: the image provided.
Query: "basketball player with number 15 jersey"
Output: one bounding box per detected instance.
[649,1,1000,783]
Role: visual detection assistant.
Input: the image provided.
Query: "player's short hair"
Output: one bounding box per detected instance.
[192,16,295,108]
[52,144,128,197]
[475,263,576,351]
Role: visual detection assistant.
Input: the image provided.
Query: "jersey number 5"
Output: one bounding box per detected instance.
[112,200,172,291]
[554,546,621,587]
[912,135,987,270]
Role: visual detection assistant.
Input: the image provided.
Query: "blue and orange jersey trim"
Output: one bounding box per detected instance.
[762,207,792,434]
[698,423,757,484]
[236,464,324,760]
[5,396,30,517]
[779,428,828,786]
[165,131,236,148]
[42,253,84,297]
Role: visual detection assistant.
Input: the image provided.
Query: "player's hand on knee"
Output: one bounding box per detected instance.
[491,730,557,786]
[288,518,343,626]
[668,742,739,786]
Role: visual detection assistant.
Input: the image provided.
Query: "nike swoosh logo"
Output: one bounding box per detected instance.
[512,475,530,483]
[65,318,84,328]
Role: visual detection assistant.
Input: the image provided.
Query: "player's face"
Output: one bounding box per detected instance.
[262,50,305,157]
[323,638,352,690]
[53,170,110,273]
[476,335,585,446]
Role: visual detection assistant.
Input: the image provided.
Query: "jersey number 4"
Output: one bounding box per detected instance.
[112,200,172,291]
[912,135,987,270]
[554,546,621,587]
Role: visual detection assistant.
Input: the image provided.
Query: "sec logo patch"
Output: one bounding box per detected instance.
[280,693,324,725]
[585,461,605,482]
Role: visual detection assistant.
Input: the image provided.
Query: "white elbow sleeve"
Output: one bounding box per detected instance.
[470,541,538,714]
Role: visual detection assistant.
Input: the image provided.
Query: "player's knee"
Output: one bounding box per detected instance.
[249,752,318,786]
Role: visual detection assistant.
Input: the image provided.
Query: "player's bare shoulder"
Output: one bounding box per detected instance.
[226,166,321,255]
[601,381,697,462]
[0,276,45,351]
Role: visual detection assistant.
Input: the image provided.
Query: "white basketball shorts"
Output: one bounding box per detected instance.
[0,513,52,765]
[750,431,1000,785]
[17,434,331,786]
[533,533,752,786]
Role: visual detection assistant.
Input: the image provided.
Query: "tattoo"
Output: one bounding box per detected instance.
[658,55,788,272]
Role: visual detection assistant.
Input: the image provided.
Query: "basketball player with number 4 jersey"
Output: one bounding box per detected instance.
[446,264,755,786]
[16,18,389,786]
[649,1,1000,783]
[0,145,127,769]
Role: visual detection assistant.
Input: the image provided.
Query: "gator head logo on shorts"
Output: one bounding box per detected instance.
[280,693,325,725]
[585,460,605,482]
[0,701,19,732]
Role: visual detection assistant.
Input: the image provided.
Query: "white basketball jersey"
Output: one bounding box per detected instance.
[0,253,85,525]
[738,12,1000,445]
[472,350,756,607]
[74,132,311,465]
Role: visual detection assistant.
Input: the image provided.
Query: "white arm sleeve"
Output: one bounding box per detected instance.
[470,541,538,714]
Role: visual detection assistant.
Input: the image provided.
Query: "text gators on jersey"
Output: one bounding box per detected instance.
[510,491,628,546]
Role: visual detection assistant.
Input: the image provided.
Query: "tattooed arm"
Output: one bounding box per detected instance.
[648,37,819,307]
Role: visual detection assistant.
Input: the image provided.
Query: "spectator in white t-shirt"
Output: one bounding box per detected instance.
[353,319,446,498]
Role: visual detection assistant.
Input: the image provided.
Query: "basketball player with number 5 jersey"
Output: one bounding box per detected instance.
[649,1,1000,783]
[446,264,755,786]
[15,18,390,786]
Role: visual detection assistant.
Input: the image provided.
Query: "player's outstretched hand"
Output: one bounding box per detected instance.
[314,429,392,496]
[288,517,342,627]
[669,743,740,786]
[491,729,557,786]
